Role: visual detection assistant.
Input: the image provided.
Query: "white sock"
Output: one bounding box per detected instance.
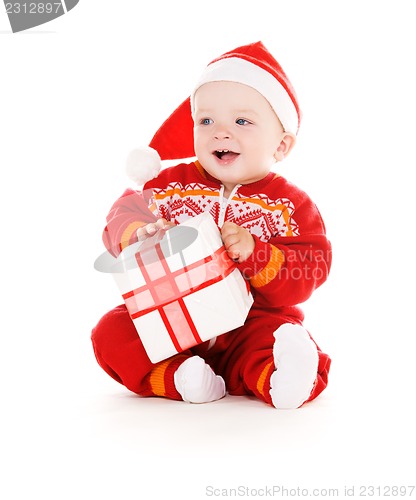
[174,356,226,404]
[270,323,319,409]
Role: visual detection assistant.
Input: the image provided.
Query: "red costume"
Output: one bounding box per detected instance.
[92,160,331,406]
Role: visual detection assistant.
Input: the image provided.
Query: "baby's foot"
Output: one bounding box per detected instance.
[174,356,226,403]
[270,324,319,409]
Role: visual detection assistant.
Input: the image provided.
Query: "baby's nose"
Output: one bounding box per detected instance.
[214,126,232,140]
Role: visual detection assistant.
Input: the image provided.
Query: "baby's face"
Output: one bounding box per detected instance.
[193,81,286,195]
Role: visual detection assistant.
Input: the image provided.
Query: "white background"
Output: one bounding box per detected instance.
[1,1,415,498]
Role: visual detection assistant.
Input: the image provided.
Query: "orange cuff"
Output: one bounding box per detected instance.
[249,245,285,288]
[120,221,147,250]
[149,354,189,398]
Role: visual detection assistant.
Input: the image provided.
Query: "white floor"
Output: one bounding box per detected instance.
[3,309,415,499]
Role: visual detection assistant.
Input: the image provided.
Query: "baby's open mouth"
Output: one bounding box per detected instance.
[213,149,239,161]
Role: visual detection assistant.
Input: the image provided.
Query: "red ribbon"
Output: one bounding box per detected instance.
[122,244,236,353]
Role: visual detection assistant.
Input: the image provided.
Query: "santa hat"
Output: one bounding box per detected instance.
[127,41,301,184]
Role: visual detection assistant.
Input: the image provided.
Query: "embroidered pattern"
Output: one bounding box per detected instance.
[151,182,299,241]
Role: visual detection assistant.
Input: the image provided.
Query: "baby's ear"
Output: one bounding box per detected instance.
[274,133,296,161]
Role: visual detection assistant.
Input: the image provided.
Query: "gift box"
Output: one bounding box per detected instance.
[95,212,253,363]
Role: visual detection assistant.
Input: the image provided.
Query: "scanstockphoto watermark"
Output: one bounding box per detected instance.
[205,485,340,497]
[3,0,79,32]
[205,484,416,497]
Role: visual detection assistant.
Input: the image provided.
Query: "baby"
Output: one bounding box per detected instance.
[92,41,331,409]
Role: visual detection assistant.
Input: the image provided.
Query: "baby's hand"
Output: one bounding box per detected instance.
[221,222,255,263]
[136,218,175,241]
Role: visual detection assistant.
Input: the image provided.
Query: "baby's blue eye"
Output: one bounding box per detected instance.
[201,118,213,125]
[236,118,250,125]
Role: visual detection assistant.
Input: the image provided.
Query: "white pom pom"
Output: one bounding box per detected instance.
[125,147,162,185]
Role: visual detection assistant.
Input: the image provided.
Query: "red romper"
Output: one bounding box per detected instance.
[91,161,332,406]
